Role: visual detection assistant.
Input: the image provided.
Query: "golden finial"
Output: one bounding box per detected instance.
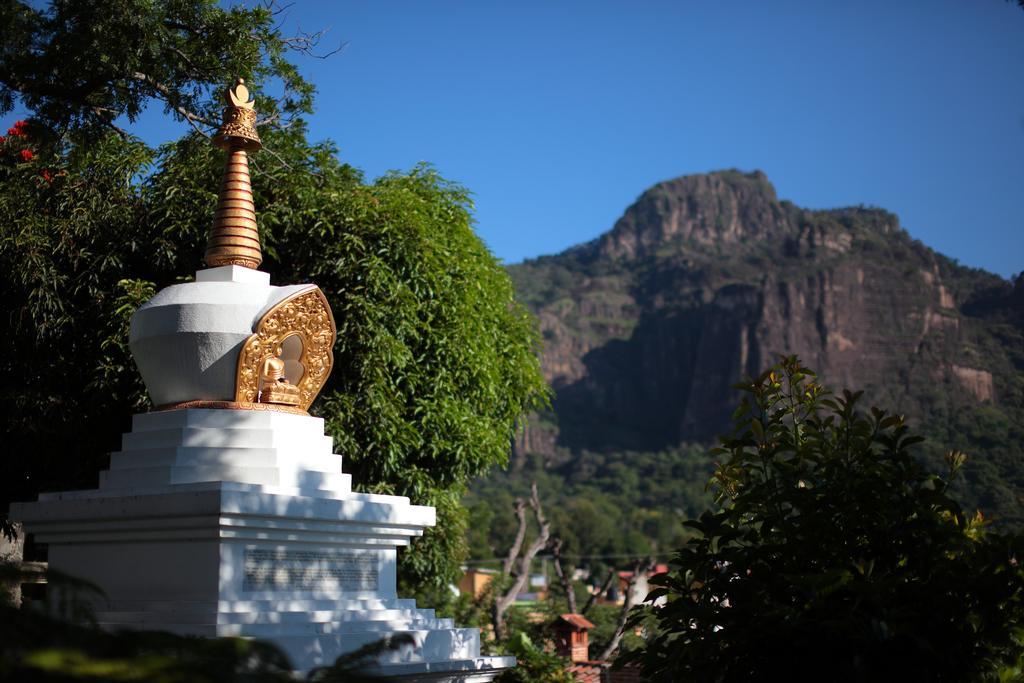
[204,78,263,270]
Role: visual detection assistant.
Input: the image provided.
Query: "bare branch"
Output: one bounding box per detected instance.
[90,107,128,139]
[492,483,551,640]
[550,537,577,614]
[306,38,346,60]
[582,569,616,616]
[251,141,325,180]
[501,499,528,577]
[255,144,296,173]
[598,557,656,662]
[165,45,215,81]
[255,112,281,128]
[182,112,210,138]
[130,71,214,127]
[276,22,346,59]
[516,484,550,578]
[267,0,295,17]
[255,110,306,130]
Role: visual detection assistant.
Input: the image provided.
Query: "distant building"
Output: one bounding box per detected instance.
[516,572,548,602]
[617,564,669,606]
[553,613,642,683]
[457,568,548,601]
[457,567,497,597]
[553,613,596,663]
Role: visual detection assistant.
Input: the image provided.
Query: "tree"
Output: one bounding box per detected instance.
[549,538,578,614]
[492,484,551,640]
[549,537,654,661]
[629,356,1024,682]
[597,557,654,662]
[0,0,317,138]
[0,0,548,601]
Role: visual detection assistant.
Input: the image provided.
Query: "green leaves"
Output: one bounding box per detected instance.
[157,141,549,597]
[0,0,530,672]
[630,356,1024,682]
[2,116,548,600]
[0,0,314,139]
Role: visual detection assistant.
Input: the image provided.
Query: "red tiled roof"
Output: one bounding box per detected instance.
[557,613,596,630]
[567,662,604,683]
[618,564,671,580]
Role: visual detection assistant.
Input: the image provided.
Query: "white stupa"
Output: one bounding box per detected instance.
[11,79,513,680]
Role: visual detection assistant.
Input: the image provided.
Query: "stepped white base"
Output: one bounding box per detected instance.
[11,409,513,680]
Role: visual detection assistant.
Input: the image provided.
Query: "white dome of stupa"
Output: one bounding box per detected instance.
[129,267,317,406]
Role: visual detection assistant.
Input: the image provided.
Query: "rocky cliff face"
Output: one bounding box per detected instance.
[507,170,1024,523]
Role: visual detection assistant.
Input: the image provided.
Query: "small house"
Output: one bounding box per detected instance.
[553,613,596,663]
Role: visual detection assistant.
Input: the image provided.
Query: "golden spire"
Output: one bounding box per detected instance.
[204,78,263,270]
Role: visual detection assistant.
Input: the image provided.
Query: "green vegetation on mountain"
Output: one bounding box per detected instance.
[469,170,1024,566]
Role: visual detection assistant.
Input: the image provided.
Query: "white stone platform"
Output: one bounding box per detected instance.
[11,409,513,680]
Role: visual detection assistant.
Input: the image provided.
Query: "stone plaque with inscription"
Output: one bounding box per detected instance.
[243,547,379,592]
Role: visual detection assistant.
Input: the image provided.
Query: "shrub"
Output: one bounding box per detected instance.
[629,356,1024,682]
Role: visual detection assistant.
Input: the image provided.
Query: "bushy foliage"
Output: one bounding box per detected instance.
[0,0,548,601]
[0,0,312,136]
[497,630,575,683]
[448,585,573,683]
[1,124,157,507]
[629,357,1024,682]
[466,447,709,571]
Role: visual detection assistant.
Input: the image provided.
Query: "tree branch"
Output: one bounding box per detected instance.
[266,0,295,17]
[582,569,616,617]
[90,107,128,139]
[255,144,297,172]
[515,485,551,580]
[130,71,214,128]
[501,499,528,577]
[280,26,346,59]
[165,45,215,81]
[598,557,656,662]
[492,483,551,640]
[550,537,577,614]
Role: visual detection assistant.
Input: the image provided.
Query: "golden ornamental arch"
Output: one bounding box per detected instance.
[235,287,336,413]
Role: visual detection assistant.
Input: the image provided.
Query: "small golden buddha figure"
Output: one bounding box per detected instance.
[258,348,301,406]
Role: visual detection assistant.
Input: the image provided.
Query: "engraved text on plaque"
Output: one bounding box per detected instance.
[243,548,379,592]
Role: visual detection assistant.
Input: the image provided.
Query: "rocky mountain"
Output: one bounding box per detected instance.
[491,170,1024,537]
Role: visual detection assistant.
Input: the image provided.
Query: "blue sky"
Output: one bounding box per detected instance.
[9,1,1024,277]
[291,0,1024,277]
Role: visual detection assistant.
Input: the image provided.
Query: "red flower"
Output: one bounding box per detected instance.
[7,120,27,137]
[19,148,34,162]
[0,136,6,145]
[40,169,53,182]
